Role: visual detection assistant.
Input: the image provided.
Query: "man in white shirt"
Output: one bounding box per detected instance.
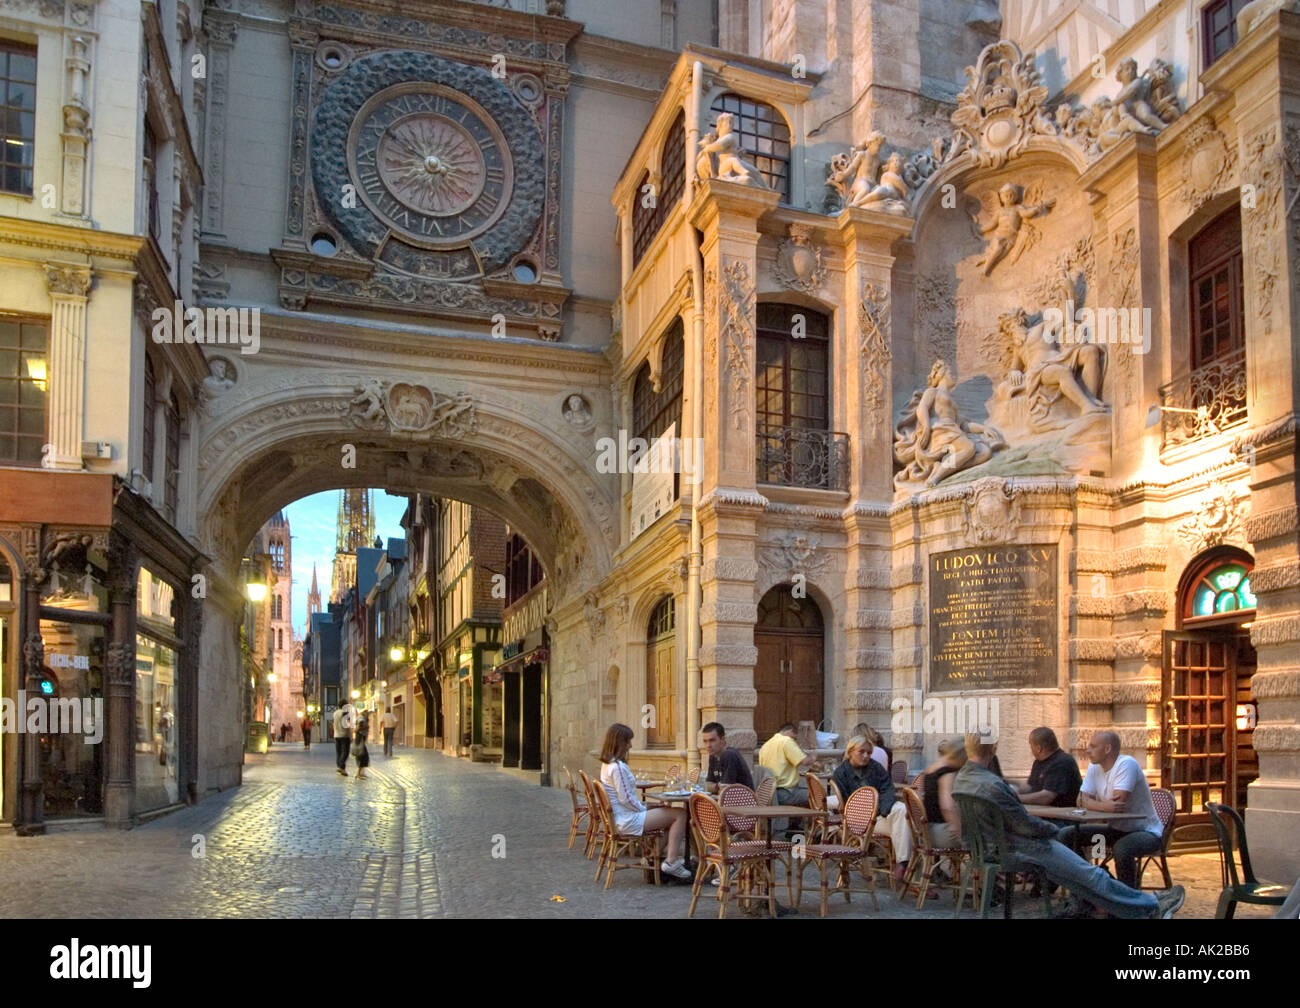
[381,708,398,756]
[1058,730,1164,888]
[332,703,355,777]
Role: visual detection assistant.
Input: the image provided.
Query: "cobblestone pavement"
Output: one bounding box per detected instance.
[0,745,1275,918]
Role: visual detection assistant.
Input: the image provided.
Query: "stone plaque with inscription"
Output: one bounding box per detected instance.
[929,544,1058,691]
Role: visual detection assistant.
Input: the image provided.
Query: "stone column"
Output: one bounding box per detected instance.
[836,208,909,745]
[689,178,778,753]
[103,535,137,828]
[43,262,92,470]
[1211,10,1300,879]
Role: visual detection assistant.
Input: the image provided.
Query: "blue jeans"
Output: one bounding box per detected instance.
[1012,840,1159,918]
[1057,825,1162,889]
[335,734,351,771]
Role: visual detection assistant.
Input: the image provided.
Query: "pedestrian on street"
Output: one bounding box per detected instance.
[353,712,371,780]
[301,714,313,749]
[333,703,354,776]
[381,708,397,756]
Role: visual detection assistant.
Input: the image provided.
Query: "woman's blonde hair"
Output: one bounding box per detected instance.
[937,736,968,766]
[845,733,869,759]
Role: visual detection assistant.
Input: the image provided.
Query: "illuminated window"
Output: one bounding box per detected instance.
[0,318,47,465]
[708,93,791,200]
[1189,562,1255,619]
[0,41,36,196]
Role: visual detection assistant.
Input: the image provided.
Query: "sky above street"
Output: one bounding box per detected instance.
[281,490,408,639]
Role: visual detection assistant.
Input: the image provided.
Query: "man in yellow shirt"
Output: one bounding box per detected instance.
[758,723,816,807]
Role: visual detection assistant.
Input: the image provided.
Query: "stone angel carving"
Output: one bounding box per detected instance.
[968,181,1055,275]
[893,359,1006,491]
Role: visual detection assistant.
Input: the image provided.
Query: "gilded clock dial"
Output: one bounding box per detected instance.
[350,84,510,248]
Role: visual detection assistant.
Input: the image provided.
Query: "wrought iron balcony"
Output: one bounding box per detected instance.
[756,425,850,491]
[1157,348,1247,452]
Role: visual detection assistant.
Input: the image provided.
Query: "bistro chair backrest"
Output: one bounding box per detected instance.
[563,766,584,812]
[719,783,760,835]
[590,772,617,831]
[666,763,681,781]
[691,792,725,848]
[843,786,879,841]
[806,772,828,811]
[891,759,909,785]
[911,772,925,791]
[899,786,929,849]
[954,794,1011,870]
[1151,788,1176,833]
[578,770,601,826]
[687,767,700,784]
[1206,802,1256,889]
[755,777,777,806]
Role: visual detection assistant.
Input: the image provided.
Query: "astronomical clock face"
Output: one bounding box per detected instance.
[311,51,546,280]
[350,85,510,248]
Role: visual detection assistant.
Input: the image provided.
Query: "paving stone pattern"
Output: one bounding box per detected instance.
[0,746,1272,918]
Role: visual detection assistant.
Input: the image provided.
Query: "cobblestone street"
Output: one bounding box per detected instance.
[0,746,1269,919]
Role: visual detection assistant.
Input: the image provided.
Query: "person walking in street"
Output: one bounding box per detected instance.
[353,711,371,780]
[333,702,354,776]
[301,714,313,749]
[381,708,397,756]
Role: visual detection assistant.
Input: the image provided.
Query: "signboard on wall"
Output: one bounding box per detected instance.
[630,421,676,540]
[929,544,1058,691]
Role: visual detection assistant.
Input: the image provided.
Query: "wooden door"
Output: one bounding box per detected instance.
[1163,631,1236,822]
[646,639,675,747]
[753,631,823,742]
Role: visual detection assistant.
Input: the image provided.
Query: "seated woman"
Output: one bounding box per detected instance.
[922,736,966,850]
[599,723,691,880]
[832,734,913,880]
[850,723,891,772]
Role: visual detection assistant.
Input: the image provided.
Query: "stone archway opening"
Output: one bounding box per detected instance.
[753,583,826,744]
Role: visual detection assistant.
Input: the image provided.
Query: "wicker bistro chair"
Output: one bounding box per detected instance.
[562,766,591,851]
[755,776,777,806]
[1206,802,1290,919]
[687,766,700,784]
[911,772,925,791]
[719,783,797,902]
[792,786,883,917]
[897,785,967,909]
[688,793,779,918]
[805,772,843,844]
[891,760,909,785]
[590,776,667,889]
[577,769,606,859]
[1102,787,1176,889]
[952,794,1052,919]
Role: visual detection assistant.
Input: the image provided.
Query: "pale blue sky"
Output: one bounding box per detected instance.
[281,490,408,639]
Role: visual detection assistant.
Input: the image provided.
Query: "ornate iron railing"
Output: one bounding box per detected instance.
[756,425,850,491]
[1157,348,1247,452]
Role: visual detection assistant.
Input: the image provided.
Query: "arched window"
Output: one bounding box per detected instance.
[1189,205,1244,371]
[708,93,791,200]
[632,320,685,506]
[1180,549,1256,627]
[631,112,687,267]
[645,596,675,747]
[755,304,832,487]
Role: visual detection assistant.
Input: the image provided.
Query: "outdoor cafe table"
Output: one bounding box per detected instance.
[1023,807,1150,824]
[716,804,828,916]
[644,789,700,861]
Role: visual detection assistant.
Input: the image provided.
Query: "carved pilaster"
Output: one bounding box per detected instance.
[43,261,92,470]
[60,36,91,217]
[283,21,317,248]
[201,11,237,237]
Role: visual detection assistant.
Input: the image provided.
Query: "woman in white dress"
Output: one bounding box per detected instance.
[599,723,691,880]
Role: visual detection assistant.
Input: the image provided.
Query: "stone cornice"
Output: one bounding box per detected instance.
[0,217,144,261]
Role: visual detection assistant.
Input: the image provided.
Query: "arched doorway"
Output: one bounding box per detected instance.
[645,596,676,748]
[753,584,824,742]
[1164,547,1258,824]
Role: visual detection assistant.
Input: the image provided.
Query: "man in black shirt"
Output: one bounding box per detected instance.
[1016,726,1082,807]
[702,722,753,792]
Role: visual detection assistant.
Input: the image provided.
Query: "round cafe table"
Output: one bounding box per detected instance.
[644,788,700,862]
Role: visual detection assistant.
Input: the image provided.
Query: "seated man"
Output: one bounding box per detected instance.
[1058,730,1164,889]
[1017,726,1082,807]
[758,722,815,807]
[701,721,753,793]
[834,734,914,880]
[954,733,1183,919]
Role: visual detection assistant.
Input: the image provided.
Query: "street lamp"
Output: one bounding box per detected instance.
[390,645,404,662]
[245,565,267,602]
[351,689,360,699]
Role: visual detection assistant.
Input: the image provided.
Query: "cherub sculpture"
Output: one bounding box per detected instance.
[894,359,1006,490]
[697,113,767,187]
[1095,58,1180,152]
[970,182,1055,275]
[350,379,386,426]
[830,134,910,214]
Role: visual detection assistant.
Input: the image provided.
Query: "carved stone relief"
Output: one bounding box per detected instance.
[893,360,1006,492]
[828,132,911,215]
[696,112,768,187]
[963,478,1021,544]
[858,283,891,425]
[346,380,477,438]
[758,533,831,581]
[1177,481,1247,551]
[718,260,753,432]
[774,223,826,293]
[1244,127,1282,335]
[947,40,1054,169]
[967,180,1055,276]
[1180,116,1237,210]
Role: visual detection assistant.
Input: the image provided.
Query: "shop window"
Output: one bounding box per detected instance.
[708,93,791,200]
[0,318,47,466]
[0,41,36,196]
[1203,0,1250,67]
[645,595,675,748]
[135,633,178,810]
